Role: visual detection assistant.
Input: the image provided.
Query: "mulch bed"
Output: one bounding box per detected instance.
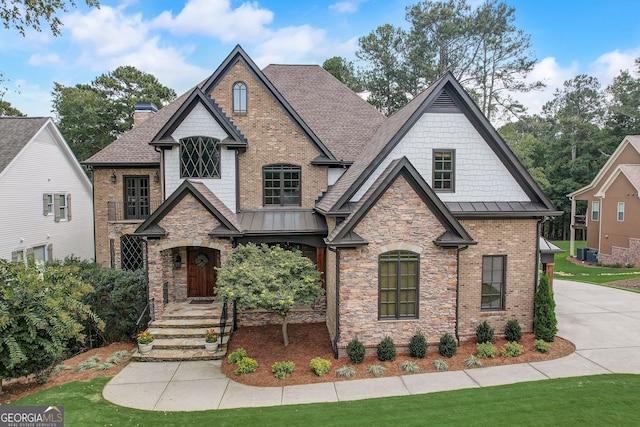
[221,322,575,387]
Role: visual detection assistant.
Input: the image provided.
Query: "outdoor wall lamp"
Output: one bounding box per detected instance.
[110,171,117,183]
[154,171,160,183]
[174,254,182,269]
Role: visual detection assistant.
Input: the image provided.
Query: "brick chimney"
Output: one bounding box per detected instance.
[133,102,158,126]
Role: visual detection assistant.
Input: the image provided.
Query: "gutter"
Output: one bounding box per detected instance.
[326,246,340,359]
[455,245,469,343]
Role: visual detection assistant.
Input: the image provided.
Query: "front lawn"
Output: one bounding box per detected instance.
[9,375,640,426]
[552,241,640,284]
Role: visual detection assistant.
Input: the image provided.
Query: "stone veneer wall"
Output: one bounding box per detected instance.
[146,194,233,317]
[93,167,162,267]
[599,238,640,267]
[235,296,327,327]
[336,176,458,355]
[457,218,538,338]
[208,61,328,210]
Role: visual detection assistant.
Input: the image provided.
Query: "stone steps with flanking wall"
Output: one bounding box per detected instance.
[133,302,233,361]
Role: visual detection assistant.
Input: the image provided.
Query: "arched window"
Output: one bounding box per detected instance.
[233,81,247,114]
[180,136,220,178]
[263,164,301,206]
[379,251,419,319]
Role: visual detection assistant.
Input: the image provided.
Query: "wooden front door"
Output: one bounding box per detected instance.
[187,247,218,297]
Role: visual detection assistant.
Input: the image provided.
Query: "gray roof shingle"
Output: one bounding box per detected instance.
[0,117,49,173]
[262,64,385,163]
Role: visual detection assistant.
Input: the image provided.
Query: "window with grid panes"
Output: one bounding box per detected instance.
[433,149,454,191]
[379,251,419,319]
[121,234,144,271]
[263,164,301,206]
[124,176,150,220]
[180,136,220,178]
[481,255,505,310]
[233,82,247,113]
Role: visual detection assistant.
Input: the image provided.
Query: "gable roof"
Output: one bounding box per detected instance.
[150,87,246,148]
[263,64,385,163]
[596,164,640,196]
[326,157,476,248]
[0,117,49,173]
[202,45,337,163]
[316,72,558,217]
[569,135,640,198]
[135,179,242,237]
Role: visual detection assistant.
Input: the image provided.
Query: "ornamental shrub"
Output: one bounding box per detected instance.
[476,342,497,358]
[346,336,366,364]
[272,361,295,379]
[409,330,427,358]
[335,366,356,378]
[476,321,494,344]
[438,333,457,358]
[431,359,449,371]
[463,355,483,368]
[504,319,522,342]
[377,336,396,361]
[310,357,332,376]
[227,348,247,364]
[534,339,551,353]
[234,357,258,375]
[534,274,558,342]
[366,364,387,377]
[500,342,523,357]
[400,361,420,373]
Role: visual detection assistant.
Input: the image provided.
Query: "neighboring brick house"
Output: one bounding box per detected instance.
[569,136,640,266]
[0,117,94,262]
[84,46,560,357]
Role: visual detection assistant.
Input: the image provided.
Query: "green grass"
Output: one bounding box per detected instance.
[7,375,640,426]
[552,240,640,285]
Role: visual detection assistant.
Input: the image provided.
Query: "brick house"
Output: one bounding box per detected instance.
[84,46,560,357]
[569,136,640,266]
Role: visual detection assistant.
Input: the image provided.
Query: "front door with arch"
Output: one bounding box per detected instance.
[187,247,219,297]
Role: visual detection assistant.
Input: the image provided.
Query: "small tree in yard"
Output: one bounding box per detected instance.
[217,244,323,347]
[534,274,558,342]
[0,259,104,393]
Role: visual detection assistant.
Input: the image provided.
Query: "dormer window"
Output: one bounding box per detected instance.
[180,136,220,178]
[233,81,247,114]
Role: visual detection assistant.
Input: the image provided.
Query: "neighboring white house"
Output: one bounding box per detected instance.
[0,117,94,262]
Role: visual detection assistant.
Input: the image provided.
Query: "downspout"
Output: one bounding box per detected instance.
[597,195,603,254]
[87,165,97,263]
[536,217,545,290]
[327,246,340,359]
[569,196,576,257]
[455,245,469,343]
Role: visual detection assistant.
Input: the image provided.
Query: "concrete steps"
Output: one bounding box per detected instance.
[133,301,232,362]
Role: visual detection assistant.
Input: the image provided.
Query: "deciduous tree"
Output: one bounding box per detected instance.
[216,244,323,347]
[1,0,99,36]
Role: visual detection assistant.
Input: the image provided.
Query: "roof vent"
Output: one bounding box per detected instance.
[432,90,457,109]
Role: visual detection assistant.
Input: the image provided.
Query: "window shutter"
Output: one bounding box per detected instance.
[66,194,72,221]
[54,194,61,222]
[43,194,49,216]
[47,244,53,261]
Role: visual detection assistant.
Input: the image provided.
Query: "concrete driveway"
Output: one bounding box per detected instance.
[103,279,640,411]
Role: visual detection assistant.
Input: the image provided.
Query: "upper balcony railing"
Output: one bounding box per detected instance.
[107,201,161,222]
[573,215,586,228]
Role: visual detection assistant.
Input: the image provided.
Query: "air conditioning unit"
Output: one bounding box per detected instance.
[577,247,587,261]
[586,250,598,263]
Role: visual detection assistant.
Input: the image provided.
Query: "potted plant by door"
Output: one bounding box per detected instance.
[204,329,218,353]
[137,330,154,354]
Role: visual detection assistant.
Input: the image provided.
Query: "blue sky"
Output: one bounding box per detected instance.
[2,0,640,120]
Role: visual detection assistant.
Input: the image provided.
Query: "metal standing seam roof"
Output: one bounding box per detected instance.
[238,210,327,235]
[262,64,385,163]
[0,117,49,173]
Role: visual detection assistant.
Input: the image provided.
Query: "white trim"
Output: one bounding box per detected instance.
[617,202,625,221]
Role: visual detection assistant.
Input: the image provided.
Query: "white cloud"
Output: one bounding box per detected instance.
[589,48,640,85]
[518,57,579,116]
[28,53,62,66]
[329,0,366,14]
[155,0,273,42]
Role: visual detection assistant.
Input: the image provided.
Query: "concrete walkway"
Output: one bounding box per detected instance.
[103,279,640,411]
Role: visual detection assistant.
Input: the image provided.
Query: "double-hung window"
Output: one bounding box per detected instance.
[481,255,505,311]
[180,136,221,178]
[263,164,301,206]
[618,202,625,221]
[591,201,600,221]
[379,251,419,319]
[433,149,455,191]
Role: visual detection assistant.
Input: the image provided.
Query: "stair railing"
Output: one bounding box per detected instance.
[218,301,228,349]
[135,298,153,337]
